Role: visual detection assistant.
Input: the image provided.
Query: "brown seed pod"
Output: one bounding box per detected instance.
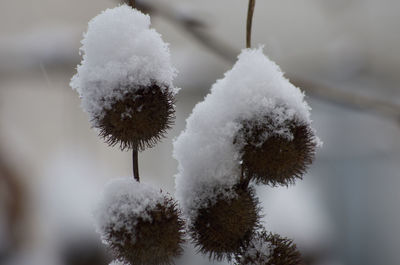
[95,83,175,151]
[191,186,260,261]
[104,197,185,265]
[235,116,317,186]
[236,231,303,265]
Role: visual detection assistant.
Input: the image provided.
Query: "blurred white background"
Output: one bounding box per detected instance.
[1,0,400,265]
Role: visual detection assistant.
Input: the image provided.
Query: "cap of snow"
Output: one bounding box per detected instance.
[93,177,164,245]
[70,5,178,124]
[174,47,320,218]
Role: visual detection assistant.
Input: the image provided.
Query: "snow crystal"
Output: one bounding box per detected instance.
[109,260,127,265]
[174,47,320,218]
[93,177,164,245]
[239,235,272,264]
[70,5,178,124]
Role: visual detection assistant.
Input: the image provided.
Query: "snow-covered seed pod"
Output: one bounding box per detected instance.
[71,5,179,151]
[236,231,303,265]
[235,114,317,186]
[95,178,185,265]
[191,186,260,261]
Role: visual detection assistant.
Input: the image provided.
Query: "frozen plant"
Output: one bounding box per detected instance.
[94,178,184,265]
[173,47,320,263]
[70,4,178,151]
[189,185,261,260]
[71,1,321,265]
[173,0,321,263]
[71,3,184,265]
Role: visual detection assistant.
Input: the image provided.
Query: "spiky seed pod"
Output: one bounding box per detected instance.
[236,231,303,265]
[70,6,179,151]
[191,186,260,261]
[95,83,175,151]
[266,234,303,265]
[104,197,185,265]
[235,116,317,186]
[95,179,185,265]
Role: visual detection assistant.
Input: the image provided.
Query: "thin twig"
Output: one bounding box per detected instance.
[129,0,139,182]
[246,0,256,48]
[132,149,139,182]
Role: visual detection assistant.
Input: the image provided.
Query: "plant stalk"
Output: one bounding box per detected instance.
[128,0,138,182]
[246,0,256,48]
[133,149,139,182]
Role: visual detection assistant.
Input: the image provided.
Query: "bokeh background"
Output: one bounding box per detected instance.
[1,0,400,265]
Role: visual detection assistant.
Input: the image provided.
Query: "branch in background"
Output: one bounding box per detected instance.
[292,78,400,121]
[127,0,400,122]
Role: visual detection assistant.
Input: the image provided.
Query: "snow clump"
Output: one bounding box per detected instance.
[93,177,164,245]
[70,5,178,125]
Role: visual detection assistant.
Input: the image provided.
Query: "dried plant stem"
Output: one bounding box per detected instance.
[246,0,256,48]
[128,0,138,182]
[243,0,256,186]
[133,149,140,182]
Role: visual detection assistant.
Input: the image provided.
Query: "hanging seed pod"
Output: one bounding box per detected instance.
[70,5,179,151]
[106,198,184,265]
[235,114,317,186]
[96,83,175,151]
[190,186,260,261]
[236,231,303,265]
[95,179,185,265]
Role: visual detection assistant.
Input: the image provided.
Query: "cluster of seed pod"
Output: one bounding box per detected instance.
[188,112,317,261]
[174,48,320,264]
[71,5,185,265]
[191,120,316,263]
